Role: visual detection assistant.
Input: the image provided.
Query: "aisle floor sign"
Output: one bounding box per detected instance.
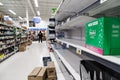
[100,0,108,3]
[76,48,81,54]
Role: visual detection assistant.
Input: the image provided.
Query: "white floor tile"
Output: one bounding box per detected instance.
[0,41,50,80]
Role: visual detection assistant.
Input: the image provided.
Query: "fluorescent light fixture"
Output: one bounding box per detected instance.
[19,16,23,20]
[34,0,38,7]
[37,11,40,15]
[100,0,108,3]
[9,10,16,15]
[0,2,3,6]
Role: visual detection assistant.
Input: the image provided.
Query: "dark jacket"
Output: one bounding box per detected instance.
[38,32,43,38]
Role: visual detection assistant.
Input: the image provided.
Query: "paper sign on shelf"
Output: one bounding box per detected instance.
[76,48,81,54]
[61,42,63,45]
[66,44,69,48]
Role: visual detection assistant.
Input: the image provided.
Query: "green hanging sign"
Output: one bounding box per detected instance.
[52,8,57,13]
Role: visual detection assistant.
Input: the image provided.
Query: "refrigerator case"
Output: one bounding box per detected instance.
[85,17,120,55]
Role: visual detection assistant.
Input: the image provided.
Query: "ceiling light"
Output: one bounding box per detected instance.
[34,0,38,7]
[9,10,16,15]
[19,16,23,20]
[37,11,40,15]
[0,2,3,6]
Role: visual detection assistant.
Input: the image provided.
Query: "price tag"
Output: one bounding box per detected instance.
[76,48,81,54]
[66,44,69,48]
[61,42,63,45]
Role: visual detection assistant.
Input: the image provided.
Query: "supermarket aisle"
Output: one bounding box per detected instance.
[0,41,50,80]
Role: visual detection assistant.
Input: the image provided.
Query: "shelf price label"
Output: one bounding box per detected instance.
[76,48,81,54]
[61,42,63,45]
[66,44,69,48]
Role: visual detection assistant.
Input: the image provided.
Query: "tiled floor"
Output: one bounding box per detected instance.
[0,41,50,80]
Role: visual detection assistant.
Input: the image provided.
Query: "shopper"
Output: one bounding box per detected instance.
[38,31,43,43]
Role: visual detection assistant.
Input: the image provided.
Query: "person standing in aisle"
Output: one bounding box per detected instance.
[38,31,43,43]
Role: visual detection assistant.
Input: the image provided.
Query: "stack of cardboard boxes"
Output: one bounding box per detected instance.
[28,40,32,45]
[19,43,26,52]
[28,67,47,80]
[47,62,56,80]
[28,61,57,80]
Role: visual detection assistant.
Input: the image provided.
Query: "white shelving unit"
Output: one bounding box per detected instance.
[53,0,120,79]
[54,0,98,21]
[56,38,120,72]
[50,52,66,80]
[51,44,81,80]
[88,0,120,16]
[56,16,96,30]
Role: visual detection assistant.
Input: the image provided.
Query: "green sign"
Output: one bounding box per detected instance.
[52,8,57,13]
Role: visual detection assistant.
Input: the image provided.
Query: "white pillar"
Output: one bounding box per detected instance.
[26,6,29,28]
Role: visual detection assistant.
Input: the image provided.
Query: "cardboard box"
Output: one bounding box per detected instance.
[48,61,55,67]
[5,20,13,25]
[30,40,32,44]
[47,62,56,77]
[28,40,32,45]
[19,44,26,52]
[28,67,42,80]
[0,12,4,22]
[38,67,47,80]
[47,76,57,80]
[28,67,47,80]
[86,17,120,55]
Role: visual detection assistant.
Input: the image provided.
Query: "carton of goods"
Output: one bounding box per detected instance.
[19,44,26,52]
[38,67,47,80]
[86,17,120,55]
[21,42,27,46]
[30,40,32,45]
[28,67,47,80]
[47,61,56,77]
[47,76,57,80]
[28,40,32,45]
[5,20,13,25]
[0,12,4,22]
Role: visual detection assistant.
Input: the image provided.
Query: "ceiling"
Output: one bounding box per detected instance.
[0,0,62,21]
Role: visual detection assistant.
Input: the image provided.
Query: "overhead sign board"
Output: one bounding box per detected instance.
[28,27,46,31]
[33,17,41,23]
